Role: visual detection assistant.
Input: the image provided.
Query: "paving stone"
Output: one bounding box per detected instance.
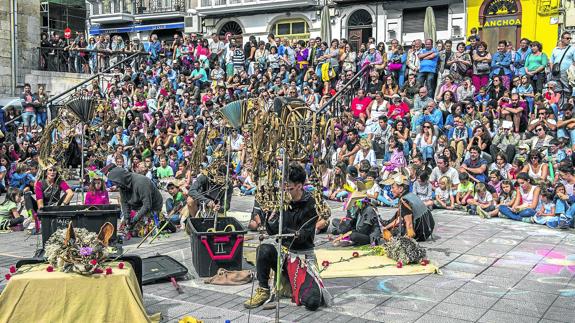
[543,306,575,322]
[442,291,500,309]
[428,302,487,321]
[490,297,551,318]
[359,275,426,292]
[552,295,575,310]
[415,274,468,290]
[477,309,540,323]
[498,289,557,308]
[399,285,453,303]
[455,254,498,266]
[416,313,473,323]
[362,305,424,322]
[474,273,524,289]
[443,261,490,274]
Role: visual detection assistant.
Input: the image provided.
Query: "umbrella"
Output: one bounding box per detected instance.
[424,6,437,44]
[320,2,331,43]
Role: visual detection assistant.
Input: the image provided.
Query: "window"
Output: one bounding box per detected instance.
[274,19,310,40]
[402,6,449,34]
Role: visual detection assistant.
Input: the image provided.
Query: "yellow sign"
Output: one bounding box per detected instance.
[483,18,521,27]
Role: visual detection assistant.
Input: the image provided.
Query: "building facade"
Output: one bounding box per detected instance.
[466,0,560,55]
[86,0,198,41]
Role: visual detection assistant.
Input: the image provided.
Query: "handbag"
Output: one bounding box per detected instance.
[552,45,570,76]
[388,63,402,71]
[476,61,490,74]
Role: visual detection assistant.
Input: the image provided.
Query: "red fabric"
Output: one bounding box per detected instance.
[350,97,372,118]
[286,257,308,305]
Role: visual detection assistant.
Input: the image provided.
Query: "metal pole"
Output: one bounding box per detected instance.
[214,128,233,232]
[80,122,85,202]
[10,0,18,96]
[275,148,287,322]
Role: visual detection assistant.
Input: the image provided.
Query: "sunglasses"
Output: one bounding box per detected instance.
[423,126,431,129]
[536,128,544,132]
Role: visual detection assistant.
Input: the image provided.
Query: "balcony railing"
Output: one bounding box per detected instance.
[135,0,185,14]
[199,0,314,9]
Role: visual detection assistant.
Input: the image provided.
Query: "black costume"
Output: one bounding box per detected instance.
[331,203,381,245]
[256,191,326,310]
[107,167,163,224]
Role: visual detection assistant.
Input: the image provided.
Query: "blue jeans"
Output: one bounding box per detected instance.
[21,111,36,128]
[557,128,575,147]
[240,186,255,195]
[36,111,47,127]
[165,198,180,224]
[417,72,437,97]
[499,205,536,221]
[419,146,434,161]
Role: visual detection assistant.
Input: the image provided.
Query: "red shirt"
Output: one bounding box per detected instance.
[350,96,372,118]
[387,102,410,120]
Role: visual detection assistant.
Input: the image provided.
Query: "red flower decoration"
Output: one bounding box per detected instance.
[9,265,16,274]
[5,273,11,281]
[321,260,330,268]
[105,267,113,275]
[352,252,360,258]
[420,259,429,266]
[90,259,98,266]
[118,262,125,270]
[46,265,54,272]
[396,261,403,269]
[94,268,104,274]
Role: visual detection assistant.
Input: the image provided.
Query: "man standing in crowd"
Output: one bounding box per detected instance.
[417,39,439,97]
[551,31,575,96]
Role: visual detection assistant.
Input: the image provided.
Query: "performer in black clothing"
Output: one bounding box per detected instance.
[186,163,233,218]
[244,162,330,311]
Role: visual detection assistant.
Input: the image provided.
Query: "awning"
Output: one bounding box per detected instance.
[89,22,185,35]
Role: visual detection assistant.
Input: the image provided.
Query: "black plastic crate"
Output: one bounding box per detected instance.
[38,204,121,247]
[142,255,188,285]
[186,217,246,277]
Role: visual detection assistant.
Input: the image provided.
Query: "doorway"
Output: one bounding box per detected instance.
[348,9,373,52]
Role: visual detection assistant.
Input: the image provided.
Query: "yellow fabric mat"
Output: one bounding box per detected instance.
[0,262,160,323]
[244,246,439,279]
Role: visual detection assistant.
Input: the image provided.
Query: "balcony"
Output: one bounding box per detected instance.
[90,0,135,23]
[89,0,185,24]
[197,0,318,16]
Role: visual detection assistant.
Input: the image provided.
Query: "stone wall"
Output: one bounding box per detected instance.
[0,0,41,96]
[24,70,92,98]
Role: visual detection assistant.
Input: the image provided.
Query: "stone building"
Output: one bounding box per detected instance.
[0,0,41,96]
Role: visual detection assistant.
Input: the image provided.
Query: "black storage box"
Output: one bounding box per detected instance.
[142,255,188,285]
[186,217,246,277]
[38,204,121,247]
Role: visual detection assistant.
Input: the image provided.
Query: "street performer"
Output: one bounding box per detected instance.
[381,173,435,241]
[244,162,331,311]
[186,163,233,218]
[106,165,163,237]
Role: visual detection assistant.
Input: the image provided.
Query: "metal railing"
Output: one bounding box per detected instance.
[135,0,185,14]
[317,64,370,117]
[38,47,148,74]
[45,51,149,115]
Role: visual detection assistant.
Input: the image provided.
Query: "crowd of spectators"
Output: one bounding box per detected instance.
[4,27,575,232]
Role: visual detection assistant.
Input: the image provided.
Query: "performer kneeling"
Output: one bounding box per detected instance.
[381,174,435,241]
[330,189,381,247]
[244,163,331,311]
[106,165,163,236]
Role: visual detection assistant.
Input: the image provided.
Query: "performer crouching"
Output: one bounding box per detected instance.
[106,165,163,237]
[244,163,331,311]
[186,163,233,219]
[381,174,435,241]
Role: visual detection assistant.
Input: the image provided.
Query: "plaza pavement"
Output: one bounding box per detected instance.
[1,194,575,322]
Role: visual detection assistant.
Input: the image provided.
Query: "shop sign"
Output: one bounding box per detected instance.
[483,17,521,27]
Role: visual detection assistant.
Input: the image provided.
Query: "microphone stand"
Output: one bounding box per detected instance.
[275,148,287,323]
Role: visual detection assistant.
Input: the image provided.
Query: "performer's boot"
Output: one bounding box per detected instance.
[244,287,270,309]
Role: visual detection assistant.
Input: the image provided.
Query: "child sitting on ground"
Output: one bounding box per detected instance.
[468,182,495,218]
[434,176,454,210]
[489,179,517,218]
[531,191,556,225]
[455,172,474,208]
[413,171,434,208]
